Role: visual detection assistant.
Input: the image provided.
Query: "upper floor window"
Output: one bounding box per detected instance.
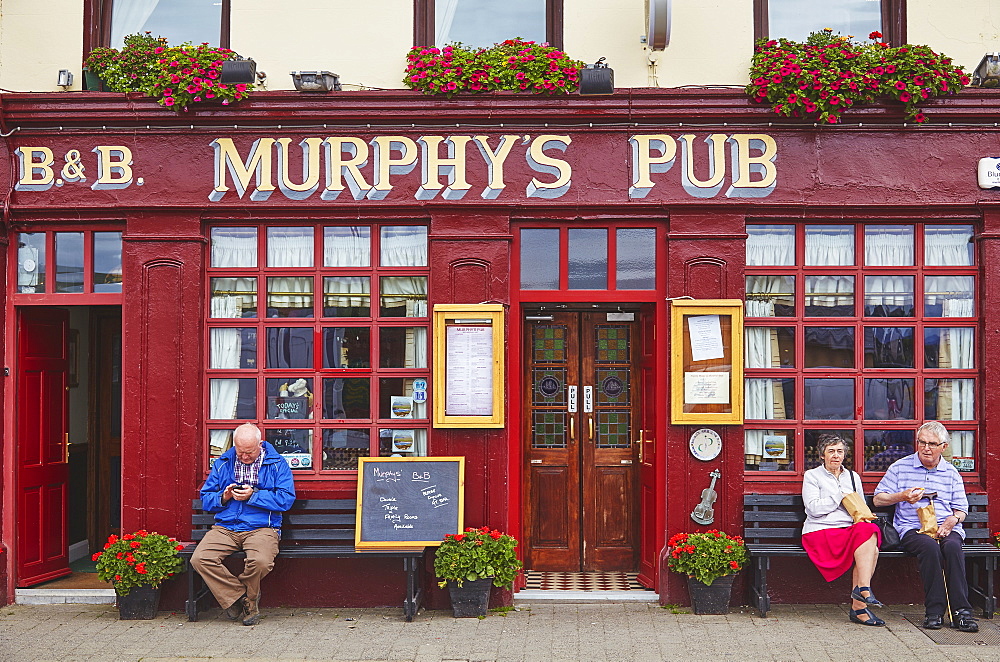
[93,0,230,49]
[15,230,123,296]
[415,0,562,48]
[754,0,905,45]
[519,226,657,291]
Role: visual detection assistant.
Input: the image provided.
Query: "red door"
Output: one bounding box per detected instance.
[636,303,658,587]
[17,308,71,586]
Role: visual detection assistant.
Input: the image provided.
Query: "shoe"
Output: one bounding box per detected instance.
[242,595,260,626]
[223,595,246,621]
[922,614,944,630]
[849,607,886,626]
[954,609,979,633]
[850,586,884,608]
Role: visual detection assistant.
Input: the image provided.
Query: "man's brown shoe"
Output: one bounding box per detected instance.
[223,595,246,621]
[242,596,260,626]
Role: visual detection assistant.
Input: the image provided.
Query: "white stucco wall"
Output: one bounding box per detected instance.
[908,1,1000,73]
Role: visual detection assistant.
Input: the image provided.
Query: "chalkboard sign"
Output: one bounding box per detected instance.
[355,456,465,549]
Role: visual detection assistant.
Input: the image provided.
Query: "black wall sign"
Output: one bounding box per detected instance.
[355,457,465,548]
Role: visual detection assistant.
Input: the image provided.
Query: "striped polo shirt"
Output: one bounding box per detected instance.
[874,452,968,539]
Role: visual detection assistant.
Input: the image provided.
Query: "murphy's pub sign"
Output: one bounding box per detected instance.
[15,133,778,202]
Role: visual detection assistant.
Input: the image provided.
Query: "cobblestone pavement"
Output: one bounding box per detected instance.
[1,602,998,662]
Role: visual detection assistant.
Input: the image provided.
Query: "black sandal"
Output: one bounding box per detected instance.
[851,586,884,608]
[850,607,886,626]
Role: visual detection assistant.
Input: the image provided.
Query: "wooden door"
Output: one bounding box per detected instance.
[523,311,639,571]
[17,308,71,586]
[88,308,122,549]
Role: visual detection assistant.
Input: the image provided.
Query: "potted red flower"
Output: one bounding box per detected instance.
[92,530,184,619]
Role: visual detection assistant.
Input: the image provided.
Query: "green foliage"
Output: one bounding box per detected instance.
[83,33,252,111]
[404,38,584,96]
[92,530,184,596]
[665,530,748,586]
[747,28,969,124]
[433,527,523,589]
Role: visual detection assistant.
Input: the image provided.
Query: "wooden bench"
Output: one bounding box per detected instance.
[179,498,426,622]
[744,493,999,618]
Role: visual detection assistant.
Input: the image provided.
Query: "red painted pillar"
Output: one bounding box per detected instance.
[977,204,1000,527]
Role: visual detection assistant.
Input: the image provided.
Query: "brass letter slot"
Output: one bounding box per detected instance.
[620,459,632,465]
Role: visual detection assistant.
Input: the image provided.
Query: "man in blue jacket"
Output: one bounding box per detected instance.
[191,423,296,626]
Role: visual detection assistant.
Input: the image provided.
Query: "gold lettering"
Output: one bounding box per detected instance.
[726,134,778,197]
[474,135,519,199]
[417,136,473,200]
[678,134,727,198]
[368,136,418,200]
[322,137,372,200]
[15,147,54,191]
[210,138,276,201]
[92,146,134,190]
[526,135,572,199]
[628,135,676,199]
[276,137,322,199]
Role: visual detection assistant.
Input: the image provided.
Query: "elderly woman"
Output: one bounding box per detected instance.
[801,434,884,626]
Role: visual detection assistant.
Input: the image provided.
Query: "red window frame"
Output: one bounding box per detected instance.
[84,0,232,52]
[11,226,125,305]
[752,0,907,46]
[413,0,564,49]
[205,222,430,483]
[744,220,979,486]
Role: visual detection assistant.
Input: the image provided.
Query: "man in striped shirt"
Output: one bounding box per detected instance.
[874,421,978,633]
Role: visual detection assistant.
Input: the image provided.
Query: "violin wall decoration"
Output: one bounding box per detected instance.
[691,469,721,525]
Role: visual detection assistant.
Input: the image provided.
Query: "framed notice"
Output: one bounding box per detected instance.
[670,299,744,424]
[433,304,505,428]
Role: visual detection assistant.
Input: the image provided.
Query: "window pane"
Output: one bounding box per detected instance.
[616,228,655,289]
[521,228,559,289]
[210,328,257,369]
[436,0,545,48]
[323,276,370,317]
[865,225,914,266]
[378,428,428,456]
[266,328,314,368]
[380,277,427,317]
[925,225,974,266]
[747,225,794,266]
[111,0,222,48]
[267,227,314,267]
[568,228,608,289]
[949,430,976,471]
[805,276,854,317]
[744,379,795,419]
[93,232,123,292]
[863,378,914,420]
[266,429,314,470]
[265,378,314,419]
[379,378,427,419]
[745,327,795,367]
[804,327,854,368]
[767,0,880,42]
[864,275,913,316]
[267,277,313,317]
[924,276,974,317]
[211,227,256,267]
[863,327,914,368]
[54,232,84,293]
[323,378,371,419]
[323,328,371,368]
[803,429,855,471]
[323,429,372,470]
[745,429,795,471]
[379,327,428,368]
[805,225,854,266]
[804,378,854,419]
[924,378,975,421]
[210,378,256,419]
[381,226,427,266]
[324,226,370,266]
[17,232,45,293]
[211,277,257,318]
[924,327,974,368]
[746,275,794,316]
[864,429,914,472]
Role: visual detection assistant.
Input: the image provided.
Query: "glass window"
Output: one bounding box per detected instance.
[805,225,854,266]
[323,277,370,317]
[865,225,914,266]
[323,429,372,470]
[93,232,123,293]
[925,225,974,266]
[804,327,854,368]
[864,429,914,472]
[746,275,795,317]
[108,0,225,49]
[616,228,655,290]
[433,0,546,47]
[325,226,370,267]
[211,227,256,268]
[864,378,914,420]
[211,277,257,318]
[924,327,974,368]
[804,378,854,419]
[266,328,314,368]
[380,226,427,267]
[924,379,975,421]
[266,429,314,470]
[745,327,795,368]
[864,327,913,368]
[744,379,795,419]
[805,276,854,317]
[211,328,257,369]
[380,378,427,419]
[379,327,428,368]
[747,225,794,266]
[210,378,256,419]
[266,378,314,420]
[568,228,608,289]
[864,275,913,317]
[323,378,371,419]
[520,228,560,289]
[803,430,855,471]
[744,429,795,471]
[761,0,882,43]
[17,232,45,293]
[267,277,314,317]
[924,276,974,317]
[54,232,84,293]
[380,277,427,317]
[323,328,371,368]
[268,227,314,268]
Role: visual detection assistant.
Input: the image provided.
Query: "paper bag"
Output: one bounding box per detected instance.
[917,501,939,536]
[841,491,876,523]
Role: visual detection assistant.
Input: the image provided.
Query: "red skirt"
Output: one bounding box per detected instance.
[801,522,882,582]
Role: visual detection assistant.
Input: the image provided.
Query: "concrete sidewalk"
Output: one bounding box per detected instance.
[1,602,998,662]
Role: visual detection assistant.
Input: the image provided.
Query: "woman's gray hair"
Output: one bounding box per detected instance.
[917,420,949,445]
[816,433,848,456]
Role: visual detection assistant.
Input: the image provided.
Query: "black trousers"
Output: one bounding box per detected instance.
[900,529,971,616]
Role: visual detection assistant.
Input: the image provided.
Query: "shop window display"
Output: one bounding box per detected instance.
[207,223,430,476]
[745,222,978,476]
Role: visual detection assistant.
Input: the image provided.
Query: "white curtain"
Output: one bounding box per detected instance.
[865,226,914,266]
[111,0,160,46]
[268,230,314,267]
[746,276,792,317]
[926,228,974,266]
[324,277,371,309]
[210,328,241,369]
[380,228,427,267]
[381,277,428,316]
[435,0,460,43]
[950,430,975,458]
[210,430,233,456]
[211,277,257,318]
[324,228,370,267]
[864,276,912,311]
[806,275,854,311]
[405,328,428,368]
[210,378,239,420]
[746,227,794,266]
[805,227,854,265]
[268,277,313,313]
[212,230,257,267]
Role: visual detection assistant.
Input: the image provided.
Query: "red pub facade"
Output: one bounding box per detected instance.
[1,88,998,608]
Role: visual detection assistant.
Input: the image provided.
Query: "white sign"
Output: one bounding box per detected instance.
[979,157,1000,189]
[687,314,725,361]
[763,434,787,460]
[583,386,594,413]
[684,371,730,404]
[412,379,427,391]
[689,428,722,461]
[445,325,494,416]
[568,385,578,413]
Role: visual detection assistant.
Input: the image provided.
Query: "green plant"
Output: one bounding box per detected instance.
[84,32,163,93]
[434,526,523,588]
[747,29,969,124]
[665,530,747,586]
[404,38,584,96]
[660,603,689,614]
[92,530,184,596]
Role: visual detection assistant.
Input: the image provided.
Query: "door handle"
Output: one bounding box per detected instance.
[588,416,594,442]
[569,416,575,442]
[64,432,69,463]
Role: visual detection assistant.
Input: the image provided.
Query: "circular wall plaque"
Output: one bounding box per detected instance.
[689,428,722,461]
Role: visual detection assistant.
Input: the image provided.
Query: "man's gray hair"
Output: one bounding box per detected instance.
[917,420,949,445]
[234,422,262,443]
